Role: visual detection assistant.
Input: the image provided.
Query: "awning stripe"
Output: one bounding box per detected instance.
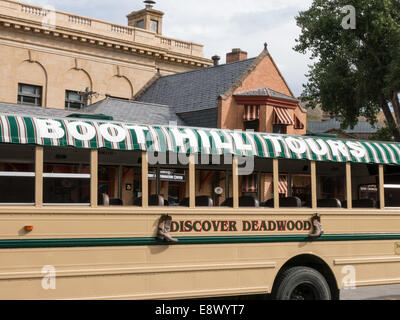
[1,114,400,166]
[278,176,287,195]
[274,107,294,125]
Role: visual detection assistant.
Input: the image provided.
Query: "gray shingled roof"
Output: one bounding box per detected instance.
[0,99,185,126]
[138,58,257,114]
[308,119,380,134]
[85,98,185,125]
[234,87,299,103]
[0,102,73,118]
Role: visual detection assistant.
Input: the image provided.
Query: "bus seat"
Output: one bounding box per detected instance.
[149,195,164,206]
[133,195,165,206]
[101,193,110,206]
[109,198,123,206]
[261,199,274,208]
[343,199,376,208]
[261,197,301,208]
[196,196,213,207]
[221,196,259,207]
[317,198,341,208]
[280,197,302,207]
[220,198,233,207]
[239,196,260,207]
[180,196,214,207]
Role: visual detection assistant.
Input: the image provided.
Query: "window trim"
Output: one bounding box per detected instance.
[0,172,35,177]
[65,90,85,110]
[18,83,42,106]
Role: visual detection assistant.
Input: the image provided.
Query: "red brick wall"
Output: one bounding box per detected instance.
[218,54,307,135]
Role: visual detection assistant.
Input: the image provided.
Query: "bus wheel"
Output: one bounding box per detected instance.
[272,266,331,300]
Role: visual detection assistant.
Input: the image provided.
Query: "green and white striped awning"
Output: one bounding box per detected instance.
[1,114,400,165]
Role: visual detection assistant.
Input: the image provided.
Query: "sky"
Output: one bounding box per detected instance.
[26,0,314,97]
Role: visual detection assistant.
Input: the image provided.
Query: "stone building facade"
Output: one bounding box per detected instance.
[0,0,212,109]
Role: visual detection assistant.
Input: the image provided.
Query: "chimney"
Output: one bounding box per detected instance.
[212,55,220,67]
[226,48,248,64]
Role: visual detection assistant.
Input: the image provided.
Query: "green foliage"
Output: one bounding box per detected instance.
[295,0,400,135]
[369,122,396,141]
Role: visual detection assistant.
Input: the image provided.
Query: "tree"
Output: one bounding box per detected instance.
[295,0,400,141]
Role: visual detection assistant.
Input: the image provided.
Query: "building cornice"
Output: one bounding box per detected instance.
[0,0,213,68]
[233,95,299,109]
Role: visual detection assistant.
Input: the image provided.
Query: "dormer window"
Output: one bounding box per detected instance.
[150,19,159,33]
[136,20,145,29]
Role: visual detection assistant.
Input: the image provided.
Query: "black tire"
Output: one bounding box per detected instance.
[272,266,332,300]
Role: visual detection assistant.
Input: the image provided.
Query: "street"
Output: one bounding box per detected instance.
[341,284,400,300]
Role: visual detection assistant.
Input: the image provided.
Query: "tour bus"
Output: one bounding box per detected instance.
[0,113,400,300]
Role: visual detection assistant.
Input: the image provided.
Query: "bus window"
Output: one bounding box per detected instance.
[43,147,90,205]
[382,164,400,208]
[351,163,379,209]
[144,151,190,206]
[0,144,35,205]
[195,155,234,207]
[193,169,231,207]
[148,167,186,206]
[275,159,311,208]
[98,150,142,206]
[316,162,346,208]
[254,158,274,208]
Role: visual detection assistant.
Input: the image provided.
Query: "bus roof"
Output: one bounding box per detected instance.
[0,113,399,166]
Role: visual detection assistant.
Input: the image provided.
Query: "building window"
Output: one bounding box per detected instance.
[136,20,145,29]
[273,124,287,134]
[150,19,159,33]
[18,83,42,106]
[243,105,260,122]
[245,120,259,132]
[65,90,85,110]
[294,116,305,129]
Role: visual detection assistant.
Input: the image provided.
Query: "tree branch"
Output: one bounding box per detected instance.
[381,94,400,141]
[356,33,382,68]
[392,92,400,126]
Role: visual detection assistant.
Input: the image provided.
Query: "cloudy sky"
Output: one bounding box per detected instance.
[26,0,314,97]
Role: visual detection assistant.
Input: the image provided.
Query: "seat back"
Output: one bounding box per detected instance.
[239,196,260,207]
[149,194,164,206]
[181,196,214,207]
[220,197,233,207]
[261,197,302,208]
[133,195,165,206]
[317,198,341,208]
[343,199,376,208]
[280,197,302,208]
[220,196,259,207]
[196,196,213,207]
[262,199,274,208]
[109,198,123,206]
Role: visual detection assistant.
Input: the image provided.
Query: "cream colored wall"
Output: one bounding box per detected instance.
[0,27,205,108]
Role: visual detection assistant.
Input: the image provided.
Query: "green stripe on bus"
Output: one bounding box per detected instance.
[1,233,400,249]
